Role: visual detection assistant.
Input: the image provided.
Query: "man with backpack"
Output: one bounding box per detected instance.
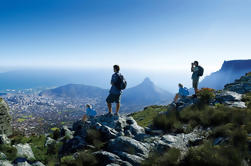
[106,65,127,116]
[191,61,204,95]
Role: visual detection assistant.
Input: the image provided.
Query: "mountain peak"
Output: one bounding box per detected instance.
[142,77,154,85]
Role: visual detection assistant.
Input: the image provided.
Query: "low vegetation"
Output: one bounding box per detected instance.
[131,105,169,127]
[133,90,251,166]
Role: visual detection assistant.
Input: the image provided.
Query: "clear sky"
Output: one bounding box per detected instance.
[0,0,251,74]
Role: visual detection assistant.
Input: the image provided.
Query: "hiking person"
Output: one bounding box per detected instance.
[174,83,189,103]
[82,104,97,121]
[191,61,204,95]
[106,65,127,116]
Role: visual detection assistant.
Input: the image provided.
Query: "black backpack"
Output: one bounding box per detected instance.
[115,74,127,90]
[198,66,204,77]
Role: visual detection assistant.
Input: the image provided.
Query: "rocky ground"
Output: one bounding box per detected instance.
[0,72,251,166]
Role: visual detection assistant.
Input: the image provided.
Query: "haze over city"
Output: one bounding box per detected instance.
[0,0,251,92]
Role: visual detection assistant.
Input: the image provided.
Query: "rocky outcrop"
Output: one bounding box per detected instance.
[214,90,246,108]
[224,72,251,94]
[14,144,35,160]
[0,98,12,136]
[0,160,13,166]
[58,114,208,166]
[199,60,251,90]
[170,89,247,110]
[0,134,11,144]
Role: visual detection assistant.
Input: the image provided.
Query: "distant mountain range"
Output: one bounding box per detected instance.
[40,77,173,113]
[200,59,251,90]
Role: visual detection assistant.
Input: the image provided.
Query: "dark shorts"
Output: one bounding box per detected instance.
[192,78,199,89]
[106,93,121,104]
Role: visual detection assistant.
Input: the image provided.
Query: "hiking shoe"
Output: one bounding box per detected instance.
[105,112,113,116]
[192,94,197,98]
[115,112,120,116]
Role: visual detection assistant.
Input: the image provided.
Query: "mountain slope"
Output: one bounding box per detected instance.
[123,78,173,106]
[199,59,251,90]
[39,78,173,112]
[40,84,108,99]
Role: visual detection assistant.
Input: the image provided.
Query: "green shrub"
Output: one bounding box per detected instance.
[230,128,248,152]
[142,148,181,166]
[153,111,182,132]
[74,151,98,166]
[182,142,242,166]
[85,129,105,149]
[61,155,76,166]
[212,123,235,138]
[131,105,169,127]
[197,88,215,104]
[53,128,61,140]
[0,144,17,160]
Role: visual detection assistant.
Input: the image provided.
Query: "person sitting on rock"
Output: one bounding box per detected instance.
[174,83,189,103]
[82,104,97,121]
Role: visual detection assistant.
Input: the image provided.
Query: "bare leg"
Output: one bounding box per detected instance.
[116,103,120,114]
[107,102,112,113]
[194,88,198,95]
[82,115,88,121]
[174,94,179,103]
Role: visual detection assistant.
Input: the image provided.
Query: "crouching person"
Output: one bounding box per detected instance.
[82,104,97,121]
[174,83,189,103]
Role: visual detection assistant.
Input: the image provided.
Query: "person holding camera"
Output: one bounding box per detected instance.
[191,61,204,96]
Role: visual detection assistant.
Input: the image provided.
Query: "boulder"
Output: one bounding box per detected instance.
[106,164,120,166]
[93,151,121,165]
[116,152,144,166]
[224,74,251,94]
[215,90,246,108]
[93,151,132,166]
[108,136,150,158]
[0,160,13,166]
[0,152,7,160]
[14,144,35,160]
[60,135,87,154]
[14,161,31,166]
[71,114,145,143]
[31,161,45,166]
[60,126,74,139]
[0,134,11,144]
[45,137,56,147]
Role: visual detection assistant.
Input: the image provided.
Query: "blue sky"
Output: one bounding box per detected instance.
[0,0,251,74]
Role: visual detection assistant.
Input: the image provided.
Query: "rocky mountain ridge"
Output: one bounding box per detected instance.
[199,59,251,90]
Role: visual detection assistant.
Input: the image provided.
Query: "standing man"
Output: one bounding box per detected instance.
[191,61,204,95]
[106,65,126,116]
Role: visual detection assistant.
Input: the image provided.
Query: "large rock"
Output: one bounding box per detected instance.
[141,128,208,152]
[14,144,35,160]
[108,136,150,158]
[0,160,13,166]
[14,161,31,166]
[0,134,11,144]
[215,90,246,108]
[116,152,144,166]
[0,98,12,136]
[71,115,145,139]
[93,151,132,166]
[67,115,146,154]
[0,152,7,160]
[60,135,87,154]
[45,137,56,147]
[60,126,74,139]
[224,73,251,94]
[31,161,45,166]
